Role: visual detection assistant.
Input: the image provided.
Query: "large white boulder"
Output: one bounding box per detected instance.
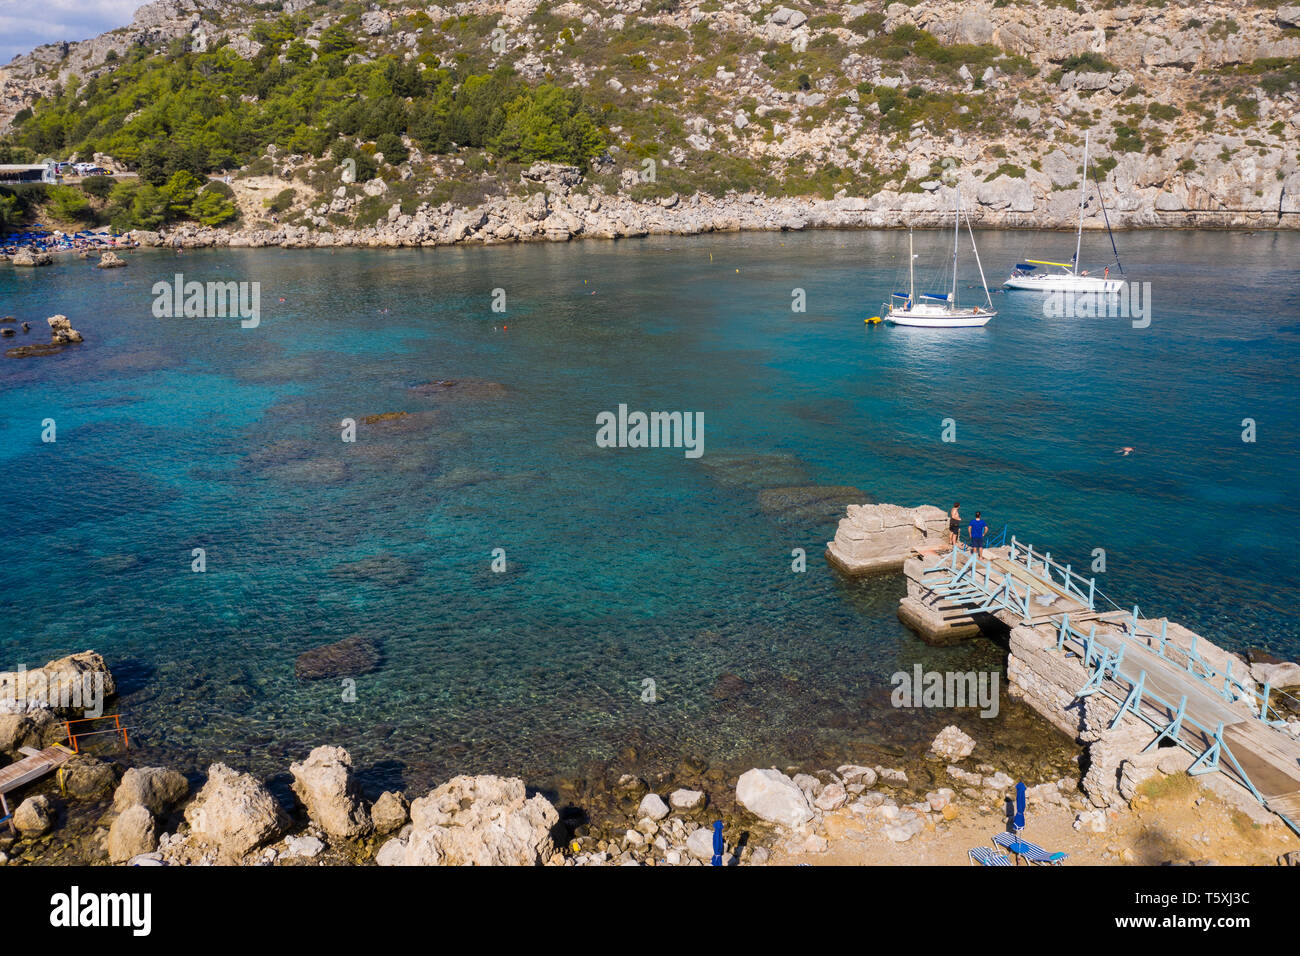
[184,763,289,862]
[289,746,371,840]
[638,793,669,821]
[670,788,706,811]
[376,775,558,866]
[735,769,814,827]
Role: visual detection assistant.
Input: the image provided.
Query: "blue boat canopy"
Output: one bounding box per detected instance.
[921,292,949,301]
[1015,263,1037,270]
[892,292,910,299]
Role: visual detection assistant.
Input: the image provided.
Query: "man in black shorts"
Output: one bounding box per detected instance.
[948,503,961,548]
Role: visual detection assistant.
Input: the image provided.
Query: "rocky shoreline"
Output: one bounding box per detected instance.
[120,185,1297,255]
[3,650,1297,866]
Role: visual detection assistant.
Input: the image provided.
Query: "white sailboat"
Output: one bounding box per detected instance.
[1004,131,1126,293]
[884,189,996,329]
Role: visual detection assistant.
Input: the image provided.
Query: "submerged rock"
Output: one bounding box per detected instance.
[698,452,809,489]
[329,553,418,586]
[264,457,347,485]
[712,672,750,701]
[5,342,65,358]
[359,411,409,425]
[670,788,706,811]
[931,725,977,761]
[355,408,445,435]
[376,775,559,866]
[241,438,316,469]
[409,378,508,401]
[757,485,868,524]
[294,635,381,681]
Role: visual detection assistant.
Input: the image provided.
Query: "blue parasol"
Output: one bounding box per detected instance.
[1014,781,1026,832]
[711,820,723,867]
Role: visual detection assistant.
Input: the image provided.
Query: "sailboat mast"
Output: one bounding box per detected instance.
[951,190,959,310]
[963,201,994,310]
[908,228,915,304]
[1074,131,1088,276]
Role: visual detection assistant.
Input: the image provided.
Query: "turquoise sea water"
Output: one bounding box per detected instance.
[3,229,1297,789]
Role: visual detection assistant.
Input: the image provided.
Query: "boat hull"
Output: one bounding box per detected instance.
[1004,274,1126,293]
[885,306,994,328]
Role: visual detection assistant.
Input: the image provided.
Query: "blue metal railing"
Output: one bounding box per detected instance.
[1007,537,1097,611]
[1116,607,1280,724]
[924,548,1032,619]
[955,523,1009,550]
[1056,614,1299,838]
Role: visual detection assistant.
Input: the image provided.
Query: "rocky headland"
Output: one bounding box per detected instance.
[3,0,1300,250]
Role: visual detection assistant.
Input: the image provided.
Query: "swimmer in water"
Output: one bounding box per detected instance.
[1116,446,1135,456]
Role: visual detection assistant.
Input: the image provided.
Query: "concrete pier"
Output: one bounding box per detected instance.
[824,503,948,574]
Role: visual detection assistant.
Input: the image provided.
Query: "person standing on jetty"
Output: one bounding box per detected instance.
[948,503,961,548]
[969,512,988,558]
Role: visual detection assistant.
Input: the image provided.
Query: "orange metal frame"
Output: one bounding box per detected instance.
[63,714,129,753]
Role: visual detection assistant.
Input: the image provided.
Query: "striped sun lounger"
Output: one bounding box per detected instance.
[967,846,1013,866]
[992,832,1068,865]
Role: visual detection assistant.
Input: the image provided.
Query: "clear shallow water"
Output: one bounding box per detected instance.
[2,230,1298,789]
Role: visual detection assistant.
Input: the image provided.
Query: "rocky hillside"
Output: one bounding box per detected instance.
[2,0,1299,238]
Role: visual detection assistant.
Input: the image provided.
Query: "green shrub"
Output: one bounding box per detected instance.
[47,184,95,223]
[79,175,116,199]
[984,162,1025,180]
[1060,52,1117,73]
[191,187,239,226]
[374,132,408,165]
[266,187,297,214]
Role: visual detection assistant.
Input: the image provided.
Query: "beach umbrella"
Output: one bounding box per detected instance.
[711,820,723,867]
[1013,782,1026,833]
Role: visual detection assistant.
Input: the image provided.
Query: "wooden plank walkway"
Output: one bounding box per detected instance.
[0,745,75,827]
[1070,624,1300,819]
[987,554,1095,624]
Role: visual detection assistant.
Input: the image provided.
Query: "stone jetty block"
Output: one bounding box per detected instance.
[825,503,947,574]
[897,553,990,645]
